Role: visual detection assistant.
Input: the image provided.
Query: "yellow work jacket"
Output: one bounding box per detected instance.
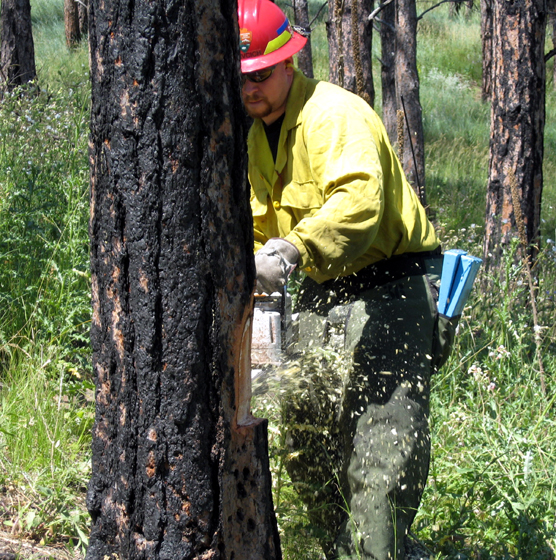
[248,69,439,283]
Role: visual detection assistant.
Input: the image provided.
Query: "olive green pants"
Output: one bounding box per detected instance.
[284,256,443,560]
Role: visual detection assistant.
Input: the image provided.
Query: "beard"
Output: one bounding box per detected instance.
[242,94,273,120]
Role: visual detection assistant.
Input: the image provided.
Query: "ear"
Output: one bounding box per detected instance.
[284,57,294,75]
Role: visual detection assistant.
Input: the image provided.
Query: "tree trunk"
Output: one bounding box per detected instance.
[395,0,425,204]
[86,0,281,557]
[481,0,493,101]
[78,0,88,38]
[550,0,556,89]
[293,0,314,78]
[327,0,375,106]
[0,0,36,90]
[380,0,397,145]
[483,0,546,270]
[64,0,80,48]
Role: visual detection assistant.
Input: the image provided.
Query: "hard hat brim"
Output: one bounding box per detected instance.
[241,31,308,73]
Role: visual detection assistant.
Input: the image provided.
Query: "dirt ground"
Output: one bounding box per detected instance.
[0,531,435,560]
[0,531,82,560]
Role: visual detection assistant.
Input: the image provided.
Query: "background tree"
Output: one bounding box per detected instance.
[78,0,88,37]
[480,0,492,101]
[64,0,80,48]
[0,0,36,90]
[327,0,375,106]
[378,0,397,144]
[483,0,546,269]
[293,0,314,78]
[395,0,425,203]
[85,0,281,557]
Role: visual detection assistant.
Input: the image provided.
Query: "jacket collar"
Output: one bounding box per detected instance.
[248,69,313,191]
[274,69,309,174]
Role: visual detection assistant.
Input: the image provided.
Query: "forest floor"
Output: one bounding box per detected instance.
[0,490,82,560]
[0,532,81,560]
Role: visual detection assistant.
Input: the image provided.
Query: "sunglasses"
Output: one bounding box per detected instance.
[241,65,277,85]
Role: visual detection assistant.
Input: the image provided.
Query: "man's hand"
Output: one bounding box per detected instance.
[255,238,299,294]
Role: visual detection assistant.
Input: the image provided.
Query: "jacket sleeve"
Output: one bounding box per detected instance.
[284,101,386,278]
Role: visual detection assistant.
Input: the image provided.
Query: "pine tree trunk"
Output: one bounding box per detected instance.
[0,0,36,90]
[395,0,425,203]
[481,0,493,101]
[380,0,397,145]
[327,0,375,106]
[78,0,88,38]
[86,0,281,557]
[64,0,80,48]
[483,0,546,269]
[550,6,556,89]
[293,0,314,78]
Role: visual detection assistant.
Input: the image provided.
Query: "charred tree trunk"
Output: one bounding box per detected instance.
[483,0,546,270]
[481,0,493,101]
[550,0,556,89]
[78,0,88,38]
[0,0,36,90]
[293,0,314,78]
[327,0,375,106]
[64,0,80,48]
[395,0,425,204]
[86,0,281,557]
[379,0,397,144]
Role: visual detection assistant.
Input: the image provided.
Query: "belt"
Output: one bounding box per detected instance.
[322,246,442,298]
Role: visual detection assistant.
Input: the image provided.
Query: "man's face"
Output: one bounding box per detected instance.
[241,60,294,125]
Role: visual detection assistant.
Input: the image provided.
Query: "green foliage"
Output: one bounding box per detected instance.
[418,7,483,86]
[415,238,556,559]
[0,82,91,369]
[0,17,92,552]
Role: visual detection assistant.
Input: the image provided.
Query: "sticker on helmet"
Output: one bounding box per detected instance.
[240,29,252,53]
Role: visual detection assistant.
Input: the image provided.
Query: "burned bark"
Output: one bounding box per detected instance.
[293,0,314,78]
[395,0,425,203]
[0,0,36,90]
[379,0,397,144]
[78,0,88,37]
[483,0,546,269]
[327,0,375,106]
[86,0,281,558]
[481,0,493,101]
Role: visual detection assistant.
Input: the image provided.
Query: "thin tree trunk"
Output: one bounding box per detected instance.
[78,0,88,37]
[327,0,375,106]
[86,0,281,557]
[293,0,314,78]
[0,0,36,90]
[550,1,556,89]
[395,0,425,203]
[481,0,493,101]
[483,0,546,270]
[64,0,80,47]
[380,0,397,145]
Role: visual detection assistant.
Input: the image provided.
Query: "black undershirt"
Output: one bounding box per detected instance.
[262,113,285,163]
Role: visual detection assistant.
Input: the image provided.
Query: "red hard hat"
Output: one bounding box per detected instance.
[238,0,308,73]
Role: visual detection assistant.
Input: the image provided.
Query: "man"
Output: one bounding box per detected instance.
[238,1,449,558]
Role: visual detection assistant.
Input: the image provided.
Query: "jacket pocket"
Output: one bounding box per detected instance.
[250,190,269,218]
[281,180,322,210]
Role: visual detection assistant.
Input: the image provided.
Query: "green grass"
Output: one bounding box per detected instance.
[1,0,555,558]
[0,0,92,550]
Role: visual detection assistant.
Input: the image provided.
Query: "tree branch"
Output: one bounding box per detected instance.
[367,0,395,22]
[545,47,556,62]
[417,0,465,21]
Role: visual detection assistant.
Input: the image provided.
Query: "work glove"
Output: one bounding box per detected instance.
[255,238,299,294]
